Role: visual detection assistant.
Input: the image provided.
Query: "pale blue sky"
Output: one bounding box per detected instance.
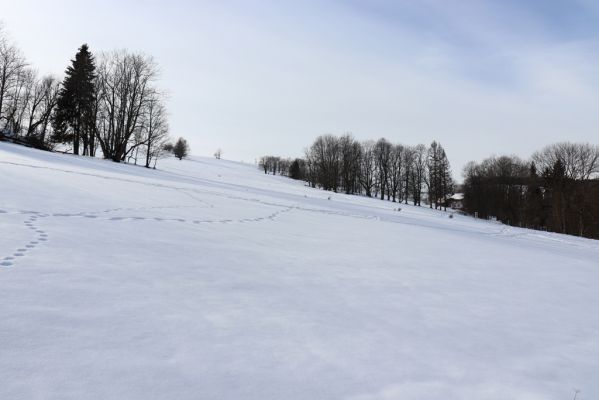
[2,0,599,176]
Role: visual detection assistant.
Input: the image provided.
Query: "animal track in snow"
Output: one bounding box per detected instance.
[1,204,293,268]
[0,214,50,268]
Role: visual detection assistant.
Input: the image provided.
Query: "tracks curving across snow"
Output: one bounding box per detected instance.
[0,204,293,268]
[1,213,49,267]
[2,156,597,270]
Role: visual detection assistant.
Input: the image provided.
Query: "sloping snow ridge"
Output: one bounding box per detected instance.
[1,142,598,400]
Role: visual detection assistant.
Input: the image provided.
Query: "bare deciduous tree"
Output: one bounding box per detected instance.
[533,142,599,181]
[409,144,427,206]
[0,28,27,131]
[25,75,60,142]
[359,140,377,197]
[339,134,361,194]
[388,144,405,202]
[95,50,158,162]
[374,138,392,200]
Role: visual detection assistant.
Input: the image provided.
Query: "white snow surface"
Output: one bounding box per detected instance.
[1,142,598,400]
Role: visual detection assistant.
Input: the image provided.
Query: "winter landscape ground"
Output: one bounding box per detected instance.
[1,141,598,400]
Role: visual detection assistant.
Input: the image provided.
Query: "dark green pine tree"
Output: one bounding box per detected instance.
[52,44,96,155]
[289,159,302,180]
[173,137,189,160]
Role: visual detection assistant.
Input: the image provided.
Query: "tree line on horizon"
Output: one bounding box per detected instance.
[260,134,454,210]
[0,25,189,167]
[263,138,599,239]
[463,142,599,239]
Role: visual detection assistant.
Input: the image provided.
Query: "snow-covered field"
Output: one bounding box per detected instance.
[1,142,598,400]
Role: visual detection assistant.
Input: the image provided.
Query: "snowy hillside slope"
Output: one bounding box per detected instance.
[1,142,598,400]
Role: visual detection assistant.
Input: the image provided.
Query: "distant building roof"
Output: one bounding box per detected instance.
[450,193,464,200]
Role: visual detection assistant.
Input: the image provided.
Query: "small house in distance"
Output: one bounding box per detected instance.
[446,193,464,210]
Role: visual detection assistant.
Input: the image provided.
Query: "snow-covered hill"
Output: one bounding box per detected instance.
[1,142,598,400]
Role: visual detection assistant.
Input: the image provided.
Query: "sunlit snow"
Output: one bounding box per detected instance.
[1,142,598,400]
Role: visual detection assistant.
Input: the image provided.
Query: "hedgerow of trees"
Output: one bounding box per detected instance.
[0,25,184,168]
[261,136,599,240]
[462,142,599,239]
[260,134,454,209]
[0,25,59,149]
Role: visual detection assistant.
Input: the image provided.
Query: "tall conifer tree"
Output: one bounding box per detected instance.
[53,44,96,155]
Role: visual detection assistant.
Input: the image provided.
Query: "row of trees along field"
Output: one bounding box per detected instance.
[463,142,599,239]
[260,134,454,210]
[0,25,188,167]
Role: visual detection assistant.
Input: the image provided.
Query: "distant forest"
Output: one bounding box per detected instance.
[261,139,599,240]
[0,25,187,167]
[261,135,453,210]
[463,143,599,239]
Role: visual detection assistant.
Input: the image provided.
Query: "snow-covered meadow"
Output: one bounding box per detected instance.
[1,142,598,400]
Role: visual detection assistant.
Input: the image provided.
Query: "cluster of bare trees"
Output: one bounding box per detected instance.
[94,50,170,166]
[261,134,454,207]
[463,142,599,239]
[0,26,60,147]
[1,26,177,168]
[259,156,293,175]
[55,46,172,167]
[304,135,453,207]
[258,157,305,180]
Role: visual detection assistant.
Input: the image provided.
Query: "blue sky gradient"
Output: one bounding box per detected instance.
[2,0,598,176]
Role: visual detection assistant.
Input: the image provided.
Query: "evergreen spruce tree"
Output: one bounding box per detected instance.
[173,137,189,160]
[439,147,454,211]
[53,44,96,155]
[289,159,302,180]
